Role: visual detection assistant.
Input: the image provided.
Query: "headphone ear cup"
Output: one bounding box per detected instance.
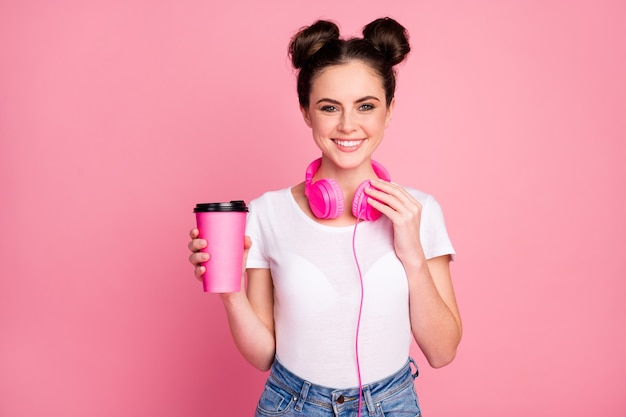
[352,180,382,221]
[308,178,344,219]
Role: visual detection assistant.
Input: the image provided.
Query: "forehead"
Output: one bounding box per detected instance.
[310,61,385,99]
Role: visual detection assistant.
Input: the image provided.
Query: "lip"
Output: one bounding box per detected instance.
[332,139,365,152]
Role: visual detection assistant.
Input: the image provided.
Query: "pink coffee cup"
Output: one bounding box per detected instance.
[194,200,248,293]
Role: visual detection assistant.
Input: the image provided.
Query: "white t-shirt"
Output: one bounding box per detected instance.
[245,186,455,388]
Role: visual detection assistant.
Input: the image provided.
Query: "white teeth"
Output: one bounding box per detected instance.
[334,140,362,147]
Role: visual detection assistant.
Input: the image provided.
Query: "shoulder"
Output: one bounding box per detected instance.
[247,187,298,223]
[401,185,449,224]
[402,186,440,208]
[401,185,455,258]
[249,187,292,208]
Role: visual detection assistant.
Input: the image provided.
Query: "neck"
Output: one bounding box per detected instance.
[315,158,378,193]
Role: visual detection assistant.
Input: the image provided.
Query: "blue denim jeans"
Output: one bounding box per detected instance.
[254,357,421,417]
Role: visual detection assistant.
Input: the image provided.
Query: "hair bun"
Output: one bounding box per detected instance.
[362,17,410,66]
[289,20,340,69]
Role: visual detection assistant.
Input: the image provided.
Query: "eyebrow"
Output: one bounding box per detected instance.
[315,96,382,105]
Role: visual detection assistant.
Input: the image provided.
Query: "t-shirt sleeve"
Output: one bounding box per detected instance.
[420,194,456,261]
[244,198,271,269]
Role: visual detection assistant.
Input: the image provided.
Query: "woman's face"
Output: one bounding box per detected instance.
[301,60,394,171]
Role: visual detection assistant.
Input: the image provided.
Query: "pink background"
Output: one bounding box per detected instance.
[1,0,625,416]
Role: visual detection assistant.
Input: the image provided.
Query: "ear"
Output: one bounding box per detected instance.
[300,105,313,128]
[385,98,395,128]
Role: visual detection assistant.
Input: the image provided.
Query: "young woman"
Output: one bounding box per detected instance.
[188,17,462,417]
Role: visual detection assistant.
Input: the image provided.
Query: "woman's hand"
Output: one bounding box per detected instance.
[188,228,275,369]
[187,228,252,295]
[364,179,425,267]
[188,228,208,281]
[365,180,462,367]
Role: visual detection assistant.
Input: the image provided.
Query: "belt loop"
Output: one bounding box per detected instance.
[294,380,311,412]
[409,357,419,379]
[362,385,376,416]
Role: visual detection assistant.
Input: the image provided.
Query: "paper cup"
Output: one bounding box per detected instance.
[194,200,248,292]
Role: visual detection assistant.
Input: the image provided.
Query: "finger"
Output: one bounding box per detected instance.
[242,236,252,269]
[194,265,205,281]
[365,196,394,217]
[368,181,420,208]
[188,238,207,252]
[189,251,209,266]
[189,228,199,239]
[369,179,415,201]
[365,188,422,225]
[365,186,408,212]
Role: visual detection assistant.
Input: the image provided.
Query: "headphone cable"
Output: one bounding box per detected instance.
[352,211,365,417]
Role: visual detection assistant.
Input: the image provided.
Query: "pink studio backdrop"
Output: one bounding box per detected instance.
[1,1,625,416]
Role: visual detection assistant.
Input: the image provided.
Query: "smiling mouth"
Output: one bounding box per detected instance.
[333,139,364,148]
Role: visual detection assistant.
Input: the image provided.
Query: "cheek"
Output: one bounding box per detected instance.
[309,117,335,133]
[366,116,389,132]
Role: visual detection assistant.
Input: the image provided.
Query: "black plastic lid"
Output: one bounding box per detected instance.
[194,200,248,213]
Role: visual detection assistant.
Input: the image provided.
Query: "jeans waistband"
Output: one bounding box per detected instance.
[267,357,419,414]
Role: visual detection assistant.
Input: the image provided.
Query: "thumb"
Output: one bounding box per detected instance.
[241,235,252,272]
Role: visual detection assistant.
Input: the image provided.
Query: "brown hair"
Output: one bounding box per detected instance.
[288,17,410,108]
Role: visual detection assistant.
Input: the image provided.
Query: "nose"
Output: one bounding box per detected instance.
[338,111,356,133]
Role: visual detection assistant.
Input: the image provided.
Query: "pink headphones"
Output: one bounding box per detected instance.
[304,158,391,221]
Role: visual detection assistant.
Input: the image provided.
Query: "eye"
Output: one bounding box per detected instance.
[358,103,375,111]
[320,105,338,113]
